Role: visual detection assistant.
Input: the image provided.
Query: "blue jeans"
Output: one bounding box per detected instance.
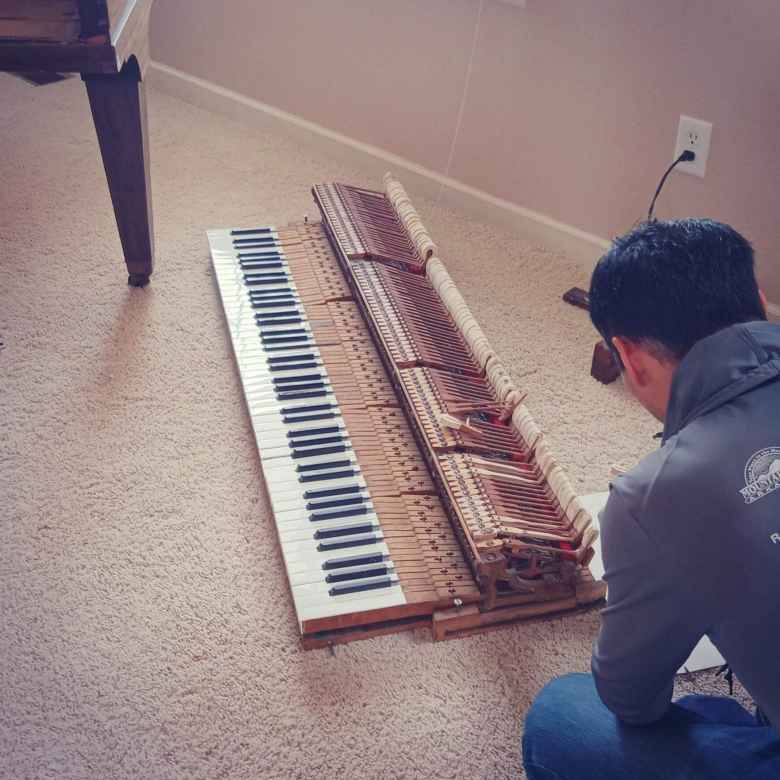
[522,673,780,779]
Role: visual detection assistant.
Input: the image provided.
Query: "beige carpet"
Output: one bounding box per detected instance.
[0,74,742,779]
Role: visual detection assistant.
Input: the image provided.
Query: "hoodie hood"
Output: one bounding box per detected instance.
[663,321,780,443]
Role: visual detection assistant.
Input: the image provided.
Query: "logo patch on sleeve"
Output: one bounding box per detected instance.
[740,447,780,504]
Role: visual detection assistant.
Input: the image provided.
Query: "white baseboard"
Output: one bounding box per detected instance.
[147,61,610,272]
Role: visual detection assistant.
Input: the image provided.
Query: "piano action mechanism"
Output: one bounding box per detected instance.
[208,175,606,648]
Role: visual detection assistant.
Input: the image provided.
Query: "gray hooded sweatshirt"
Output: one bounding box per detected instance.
[592,321,780,727]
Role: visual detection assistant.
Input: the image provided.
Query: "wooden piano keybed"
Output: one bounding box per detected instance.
[208,176,605,649]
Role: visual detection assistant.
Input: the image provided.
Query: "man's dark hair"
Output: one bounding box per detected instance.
[589,218,765,362]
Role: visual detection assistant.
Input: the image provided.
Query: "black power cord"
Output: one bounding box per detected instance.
[647,149,696,221]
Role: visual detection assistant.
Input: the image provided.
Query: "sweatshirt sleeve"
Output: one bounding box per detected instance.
[591,487,708,724]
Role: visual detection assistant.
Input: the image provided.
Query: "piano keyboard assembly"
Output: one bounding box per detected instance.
[208,174,606,647]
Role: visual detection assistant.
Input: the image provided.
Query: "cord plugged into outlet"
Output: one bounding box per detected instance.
[674,116,713,177]
[647,149,697,221]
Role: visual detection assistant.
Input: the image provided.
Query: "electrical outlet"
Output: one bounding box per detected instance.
[673,115,713,178]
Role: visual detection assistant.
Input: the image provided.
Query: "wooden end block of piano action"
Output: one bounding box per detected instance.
[562,286,590,311]
[591,340,620,384]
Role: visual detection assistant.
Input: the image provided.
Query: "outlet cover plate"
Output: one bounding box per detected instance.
[674,115,713,178]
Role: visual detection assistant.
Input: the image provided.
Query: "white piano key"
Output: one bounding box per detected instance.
[294,583,405,627]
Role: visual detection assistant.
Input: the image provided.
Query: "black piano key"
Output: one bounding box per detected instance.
[273,373,324,385]
[309,506,369,523]
[243,270,288,278]
[304,484,363,500]
[241,257,283,266]
[261,335,311,345]
[252,299,299,310]
[296,458,351,473]
[231,227,273,236]
[306,495,366,511]
[249,296,296,305]
[241,261,284,271]
[322,552,386,570]
[254,308,299,318]
[325,565,389,583]
[234,237,277,246]
[271,362,318,374]
[317,533,378,551]
[329,577,395,596]
[257,318,302,327]
[238,251,282,259]
[276,389,328,401]
[249,286,293,295]
[283,412,336,424]
[281,401,332,412]
[248,289,292,299]
[272,354,318,366]
[288,425,341,439]
[300,469,356,484]
[291,444,347,460]
[314,522,375,539]
[239,244,281,251]
[244,277,289,286]
[289,435,344,449]
[244,277,289,287]
[261,333,309,343]
[275,381,326,393]
[264,343,316,353]
[239,252,282,260]
[250,299,297,308]
[233,238,279,253]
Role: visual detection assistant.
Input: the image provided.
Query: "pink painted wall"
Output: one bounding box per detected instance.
[150,0,780,300]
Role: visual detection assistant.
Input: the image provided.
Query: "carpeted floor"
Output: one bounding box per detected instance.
[0,74,742,779]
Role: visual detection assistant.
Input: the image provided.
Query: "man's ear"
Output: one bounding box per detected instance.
[611,336,647,388]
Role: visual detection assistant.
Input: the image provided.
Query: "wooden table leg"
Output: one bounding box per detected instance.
[83,57,154,287]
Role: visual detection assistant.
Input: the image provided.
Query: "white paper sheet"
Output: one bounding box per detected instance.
[580,491,724,674]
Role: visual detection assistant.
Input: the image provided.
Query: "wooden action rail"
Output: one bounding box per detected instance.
[314,182,427,271]
[312,175,606,626]
[351,263,480,376]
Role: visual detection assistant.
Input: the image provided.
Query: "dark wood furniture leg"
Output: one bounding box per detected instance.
[83,57,153,287]
[591,340,620,384]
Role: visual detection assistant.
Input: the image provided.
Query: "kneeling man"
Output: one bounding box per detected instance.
[523,219,780,779]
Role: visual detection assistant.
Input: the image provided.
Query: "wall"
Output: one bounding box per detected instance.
[150,0,780,300]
